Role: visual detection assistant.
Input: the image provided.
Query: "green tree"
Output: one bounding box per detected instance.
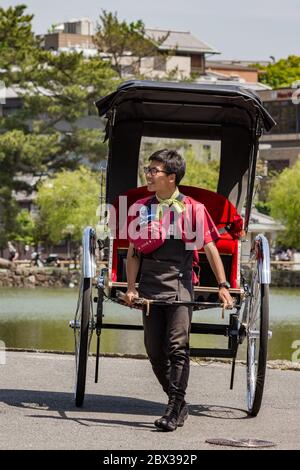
[0,4,41,246]
[36,167,100,246]
[139,141,219,190]
[0,5,116,248]
[0,4,39,85]
[10,209,36,245]
[93,10,168,78]
[268,157,300,249]
[257,55,300,88]
[182,148,219,191]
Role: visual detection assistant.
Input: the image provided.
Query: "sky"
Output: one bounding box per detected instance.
[2,0,300,61]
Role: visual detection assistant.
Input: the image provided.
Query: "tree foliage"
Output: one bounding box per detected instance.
[0,5,117,247]
[36,167,100,245]
[258,55,300,88]
[268,157,300,249]
[10,209,36,245]
[0,4,39,85]
[93,10,168,78]
[138,140,219,191]
[182,148,219,191]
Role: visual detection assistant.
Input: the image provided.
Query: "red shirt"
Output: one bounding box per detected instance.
[203,206,220,245]
[126,194,220,250]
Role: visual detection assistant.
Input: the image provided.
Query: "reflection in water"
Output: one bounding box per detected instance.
[0,287,299,360]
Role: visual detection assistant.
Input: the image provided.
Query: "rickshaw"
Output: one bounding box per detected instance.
[69,80,276,416]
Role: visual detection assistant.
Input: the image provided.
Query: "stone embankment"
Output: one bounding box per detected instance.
[0,265,80,288]
[270,269,300,287]
[0,259,300,288]
[242,264,300,287]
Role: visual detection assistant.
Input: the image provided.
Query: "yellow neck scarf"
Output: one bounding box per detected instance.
[155,187,185,220]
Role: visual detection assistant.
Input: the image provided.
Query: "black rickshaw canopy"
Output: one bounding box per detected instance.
[96,80,276,229]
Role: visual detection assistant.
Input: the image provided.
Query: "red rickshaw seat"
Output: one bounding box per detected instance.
[112,185,242,288]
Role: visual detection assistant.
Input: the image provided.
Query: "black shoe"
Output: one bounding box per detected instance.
[177,402,188,427]
[154,400,187,431]
[159,411,178,432]
[154,412,171,430]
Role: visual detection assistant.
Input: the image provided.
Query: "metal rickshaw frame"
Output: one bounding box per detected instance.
[70,80,276,415]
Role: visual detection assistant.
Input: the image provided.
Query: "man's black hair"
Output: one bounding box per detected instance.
[148,149,186,185]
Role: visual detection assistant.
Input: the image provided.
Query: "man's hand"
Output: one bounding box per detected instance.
[125,243,141,307]
[123,287,139,306]
[218,287,234,309]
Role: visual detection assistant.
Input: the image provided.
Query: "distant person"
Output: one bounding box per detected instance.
[7,241,19,262]
[279,250,289,261]
[24,244,30,259]
[30,251,44,268]
[73,246,80,269]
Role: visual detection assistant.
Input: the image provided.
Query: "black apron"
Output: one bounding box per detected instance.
[138,209,194,301]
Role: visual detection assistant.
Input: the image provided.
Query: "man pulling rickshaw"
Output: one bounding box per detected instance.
[70,80,276,423]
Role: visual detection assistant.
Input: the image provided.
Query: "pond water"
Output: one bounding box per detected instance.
[0,287,299,361]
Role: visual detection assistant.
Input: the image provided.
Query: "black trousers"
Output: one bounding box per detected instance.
[142,304,193,401]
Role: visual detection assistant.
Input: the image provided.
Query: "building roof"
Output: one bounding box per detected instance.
[247,208,285,232]
[206,60,259,72]
[207,59,271,68]
[195,73,272,92]
[3,85,53,99]
[145,28,220,55]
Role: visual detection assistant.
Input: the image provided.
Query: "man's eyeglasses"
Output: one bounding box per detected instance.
[144,166,170,176]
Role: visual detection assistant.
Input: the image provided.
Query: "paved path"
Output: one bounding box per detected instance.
[0,352,299,450]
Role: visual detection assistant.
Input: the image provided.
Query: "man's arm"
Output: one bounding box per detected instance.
[124,243,141,305]
[204,241,234,308]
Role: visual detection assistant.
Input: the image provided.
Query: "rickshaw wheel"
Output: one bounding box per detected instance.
[246,266,269,417]
[74,277,94,407]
